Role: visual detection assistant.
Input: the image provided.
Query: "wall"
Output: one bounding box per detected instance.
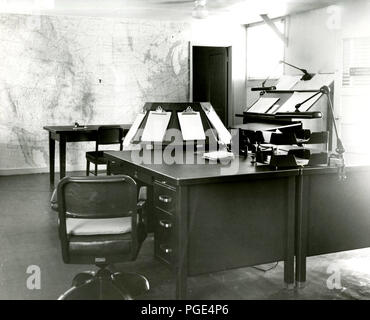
[285,6,338,74]
[0,13,247,174]
[285,0,370,154]
[190,17,247,127]
[285,0,370,73]
[0,14,190,174]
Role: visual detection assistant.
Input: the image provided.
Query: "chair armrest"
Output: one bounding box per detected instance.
[137,187,147,223]
[138,186,147,202]
[136,188,148,244]
[137,200,146,210]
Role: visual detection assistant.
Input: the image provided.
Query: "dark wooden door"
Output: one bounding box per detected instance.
[192,46,230,125]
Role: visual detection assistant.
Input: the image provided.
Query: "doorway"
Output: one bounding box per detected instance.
[192,46,231,125]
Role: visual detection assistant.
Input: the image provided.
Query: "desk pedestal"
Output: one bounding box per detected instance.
[110,159,296,299]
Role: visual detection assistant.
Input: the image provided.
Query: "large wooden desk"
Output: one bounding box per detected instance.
[105,150,298,299]
[295,157,370,286]
[43,125,130,185]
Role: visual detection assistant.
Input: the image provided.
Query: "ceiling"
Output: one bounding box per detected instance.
[0,0,347,24]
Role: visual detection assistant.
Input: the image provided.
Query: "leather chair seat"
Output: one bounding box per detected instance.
[66,217,132,258]
[66,217,132,236]
[68,233,132,258]
[86,151,109,164]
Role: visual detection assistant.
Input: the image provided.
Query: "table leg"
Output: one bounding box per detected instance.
[284,176,295,289]
[295,172,307,287]
[59,136,66,180]
[49,132,55,186]
[175,186,188,300]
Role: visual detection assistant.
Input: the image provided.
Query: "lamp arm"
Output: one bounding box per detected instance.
[294,91,322,111]
[320,85,346,180]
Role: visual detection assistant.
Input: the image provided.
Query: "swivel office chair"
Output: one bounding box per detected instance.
[86,126,124,176]
[56,175,149,300]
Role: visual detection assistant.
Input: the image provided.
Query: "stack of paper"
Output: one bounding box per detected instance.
[203,150,234,160]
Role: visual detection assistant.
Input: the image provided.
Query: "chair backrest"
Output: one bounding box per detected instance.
[57,175,148,265]
[97,126,124,146]
[57,175,137,219]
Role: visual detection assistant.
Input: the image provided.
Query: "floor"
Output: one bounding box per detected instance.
[0,172,369,300]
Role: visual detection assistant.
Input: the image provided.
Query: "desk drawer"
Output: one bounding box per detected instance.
[109,161,151,184]
[155,209,175,266]
[154,181,176,214]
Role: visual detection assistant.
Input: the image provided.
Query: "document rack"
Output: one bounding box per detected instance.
[131,102,227,151]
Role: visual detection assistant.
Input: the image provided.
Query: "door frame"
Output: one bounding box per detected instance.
[189,43,232,126]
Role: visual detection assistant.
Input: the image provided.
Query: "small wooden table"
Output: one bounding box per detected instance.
[43,125,130,185]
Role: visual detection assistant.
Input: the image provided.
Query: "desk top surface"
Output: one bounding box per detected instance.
[105,151,370,185]
[43,124,131,133]
[105,150,299,185]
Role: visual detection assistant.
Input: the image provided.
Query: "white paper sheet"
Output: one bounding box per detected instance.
[293,73,334,90]
[275,75,302,90]
[201,102,232,144]
[238,122,301,132]
[277,92,322,113]
[295,158,310,166]
[122,112,145,147]
[248,97,280,113]
[266,104,281,114]
[141,111,171,142]
[177,111,206,141]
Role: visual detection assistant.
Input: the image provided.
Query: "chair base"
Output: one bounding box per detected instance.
[58,268,150,300]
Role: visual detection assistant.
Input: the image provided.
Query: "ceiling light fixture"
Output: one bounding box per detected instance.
[192,0,208,19]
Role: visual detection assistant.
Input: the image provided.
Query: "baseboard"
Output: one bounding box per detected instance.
[0,166,85,176]
[0,167,50,176]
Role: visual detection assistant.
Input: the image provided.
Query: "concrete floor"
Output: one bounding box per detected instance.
[0,172,369,300]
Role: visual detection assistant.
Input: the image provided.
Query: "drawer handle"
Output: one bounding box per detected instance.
[158,195,172,203]
[160,244,172,254]
[159,219,172,229]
